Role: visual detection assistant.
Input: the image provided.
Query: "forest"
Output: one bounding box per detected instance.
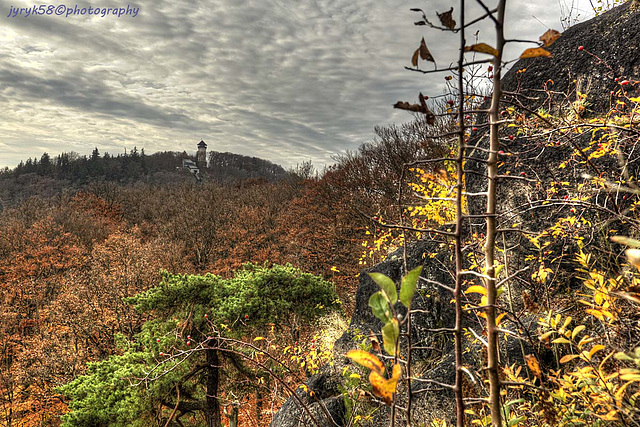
[2,1,640,426]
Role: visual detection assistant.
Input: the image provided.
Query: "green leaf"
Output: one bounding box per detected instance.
[382,319,400,356]
[369,291,392,323]
[369,272,398,305]
[399,266,422,308]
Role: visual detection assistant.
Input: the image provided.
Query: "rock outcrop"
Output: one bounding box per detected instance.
[271,4,640,426]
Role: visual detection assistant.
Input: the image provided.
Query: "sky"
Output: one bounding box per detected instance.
[0,0,599,170]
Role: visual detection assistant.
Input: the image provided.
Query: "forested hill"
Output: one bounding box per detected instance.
[0,148,288,208]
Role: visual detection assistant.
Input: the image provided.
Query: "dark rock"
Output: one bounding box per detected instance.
[269,366,345,427]
[502,2,640,114]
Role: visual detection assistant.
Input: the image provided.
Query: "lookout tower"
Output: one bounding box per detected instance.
[197,140,207,168]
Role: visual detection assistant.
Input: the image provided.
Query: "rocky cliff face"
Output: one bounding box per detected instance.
[271,4,640,426]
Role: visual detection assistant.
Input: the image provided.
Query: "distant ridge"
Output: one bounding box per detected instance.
[0,148,289,208]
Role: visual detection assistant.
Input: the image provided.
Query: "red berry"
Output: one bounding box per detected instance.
[465,115,471,120]
[472,127,478,131]
[615,77,619,82]
[555,141,560,146]
[244,315,249,319]
[520,172,526,176]
[564,195,568,200]
[508,135,514,140]
[187,341,191,346]
[488,66,493,72]
[498,150,505,155]
[611,91,615,95]
[620,80,630,86]
[578,46,584,51]
[570,208,576,213]
[157,338,161,343]
[623,195,628,200]
[204,314,208,318]
[445,76,452,81]
[447,100,454,105]
[489,74,494,79]
[159,352,164,356]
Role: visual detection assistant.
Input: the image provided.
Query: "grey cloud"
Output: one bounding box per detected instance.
[0,0,597,169]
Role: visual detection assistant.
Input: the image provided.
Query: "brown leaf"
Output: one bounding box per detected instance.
[411,49,420,67]
[522,291,539,312]
[539,29,561,47]
[419,37,435,62]
[368,331,381,353]
[437,7,456,30]
[464,43,499,57]
[520,47,552,59]
[393,100,435,124]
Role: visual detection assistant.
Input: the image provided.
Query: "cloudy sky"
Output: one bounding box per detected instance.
[0,0,597,169]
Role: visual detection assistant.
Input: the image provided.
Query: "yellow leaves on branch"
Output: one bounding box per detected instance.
[346,350,401,405]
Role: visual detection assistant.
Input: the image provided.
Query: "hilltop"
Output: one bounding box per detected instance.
[0,146,288,209]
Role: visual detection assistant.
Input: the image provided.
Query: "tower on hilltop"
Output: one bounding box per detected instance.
[197,140,207,168]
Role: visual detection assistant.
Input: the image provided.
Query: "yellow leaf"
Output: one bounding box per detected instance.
[616,380,634,403]
[589,344,606,359]
[599,410,619,421]
[586,308,605,321]
[560,354,580,364]
[464,43,499,57]
[495,312,507,326]
[369,363,401,405]
[540,331,555,340]
[561,316,572,330]
[466,285,487,296]
[525,354,542,379]
[254,336,265,341]
[346,349,385,375]
[552,337,571,344]
[520,47,552,59]
[571,325,586,340]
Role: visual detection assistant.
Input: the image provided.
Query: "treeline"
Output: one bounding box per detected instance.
[0,148,289,208]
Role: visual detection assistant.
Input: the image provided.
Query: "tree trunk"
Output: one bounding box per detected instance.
[205,347,222,427]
